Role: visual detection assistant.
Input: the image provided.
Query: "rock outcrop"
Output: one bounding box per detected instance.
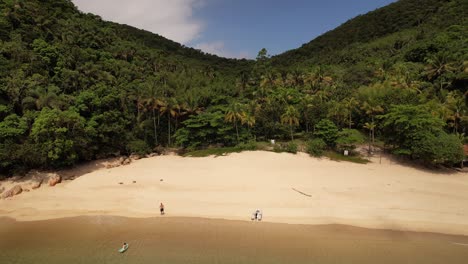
[129,154,142,160]
[1,185,22,199]
[48,175,62,187]
[121,158,132,166]
[31,179,43,190]
[147,152,159,158]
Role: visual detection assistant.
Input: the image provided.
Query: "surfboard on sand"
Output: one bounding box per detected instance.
[119,244,129,253]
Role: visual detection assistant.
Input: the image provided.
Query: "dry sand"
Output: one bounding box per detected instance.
[1,151,467,235]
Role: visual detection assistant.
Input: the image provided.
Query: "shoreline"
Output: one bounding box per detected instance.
[1,151,468,236]
[2,215,468,264]
[2,214,468,239]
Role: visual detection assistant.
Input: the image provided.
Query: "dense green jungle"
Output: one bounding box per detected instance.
[0,0,466,175]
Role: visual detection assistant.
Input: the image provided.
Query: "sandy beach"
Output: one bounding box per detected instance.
[1,151,467,235]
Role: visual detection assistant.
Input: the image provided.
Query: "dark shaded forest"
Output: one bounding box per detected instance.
[0,0,466,174]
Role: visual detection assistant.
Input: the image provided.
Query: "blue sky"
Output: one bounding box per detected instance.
[72,0,397,58]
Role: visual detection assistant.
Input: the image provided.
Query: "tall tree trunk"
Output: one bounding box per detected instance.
[152,108,158,146]
[290,125,294,140]
[235,121,239,144]
[372,128,375,145]
[368,130,372,155]
[372,116,375,144]
[349,112,352,129]
[136,101,141,126]
[167,112,171,146]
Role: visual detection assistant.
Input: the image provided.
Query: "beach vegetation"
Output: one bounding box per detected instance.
[306,138,327,157]
[336,129,366,152]
[273,142,298,154]
[324,151,370,164]
[380,105,464,165]
[313,119,339,147]
[184,141,258,157]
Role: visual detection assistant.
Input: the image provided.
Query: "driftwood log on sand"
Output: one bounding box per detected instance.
[292,188,312,197]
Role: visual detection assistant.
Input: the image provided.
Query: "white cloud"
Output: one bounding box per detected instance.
[71,0,205,44]
[195,41,250,59]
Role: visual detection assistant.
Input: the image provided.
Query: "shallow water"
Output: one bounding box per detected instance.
[1,216,468,264]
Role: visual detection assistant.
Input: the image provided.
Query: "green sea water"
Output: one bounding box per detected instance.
[1,216,467,264]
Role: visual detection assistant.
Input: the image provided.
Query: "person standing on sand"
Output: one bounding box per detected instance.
[160,202,165,215]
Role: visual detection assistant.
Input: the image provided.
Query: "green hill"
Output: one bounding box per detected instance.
[0,0,466,175]
[272,0,467,69]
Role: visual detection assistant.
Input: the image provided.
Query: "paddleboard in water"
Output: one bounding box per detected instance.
[119,244,129,253]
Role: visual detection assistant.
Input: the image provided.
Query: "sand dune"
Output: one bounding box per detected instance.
[1,151,467,235]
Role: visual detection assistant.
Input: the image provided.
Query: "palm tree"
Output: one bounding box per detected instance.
[361,101,384,125]
[343,97,359,128]
[23,85,64,110]
[241,111,256,137]
[259,71,277,92]
[159,98,179,146]
[363,122,376,154]
[327,100,347,128]
[181,94,203,116]
[225,102,245,143]
[444,91,467,133]
[425,53,455,81]
[143,97,164,146]
[281,105,300,140]
[361,100,383,153]
[238,70,250,95]
[141,79,165,146]
[299,94,314,133]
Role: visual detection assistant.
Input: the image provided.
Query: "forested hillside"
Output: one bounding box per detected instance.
[0,0,251,173]
[272,0,466,67]
[0,0,466,175]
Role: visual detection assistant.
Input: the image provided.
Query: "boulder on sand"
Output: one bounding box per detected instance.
[129,154,141,160]
[121,158,132,166]
[147,152,159,158]
[31,179,43,190]
[2,185,22,199]
[48,175,62,187]
[106,163,120,169]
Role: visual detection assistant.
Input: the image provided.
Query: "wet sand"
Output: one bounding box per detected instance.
[1,216,468,264]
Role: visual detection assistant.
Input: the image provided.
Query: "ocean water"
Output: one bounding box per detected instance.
[1,216,467,264]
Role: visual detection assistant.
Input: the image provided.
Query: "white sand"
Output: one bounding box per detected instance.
[1,151,467,235]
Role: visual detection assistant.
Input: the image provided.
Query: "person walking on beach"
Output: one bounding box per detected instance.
[160,202,165,215]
